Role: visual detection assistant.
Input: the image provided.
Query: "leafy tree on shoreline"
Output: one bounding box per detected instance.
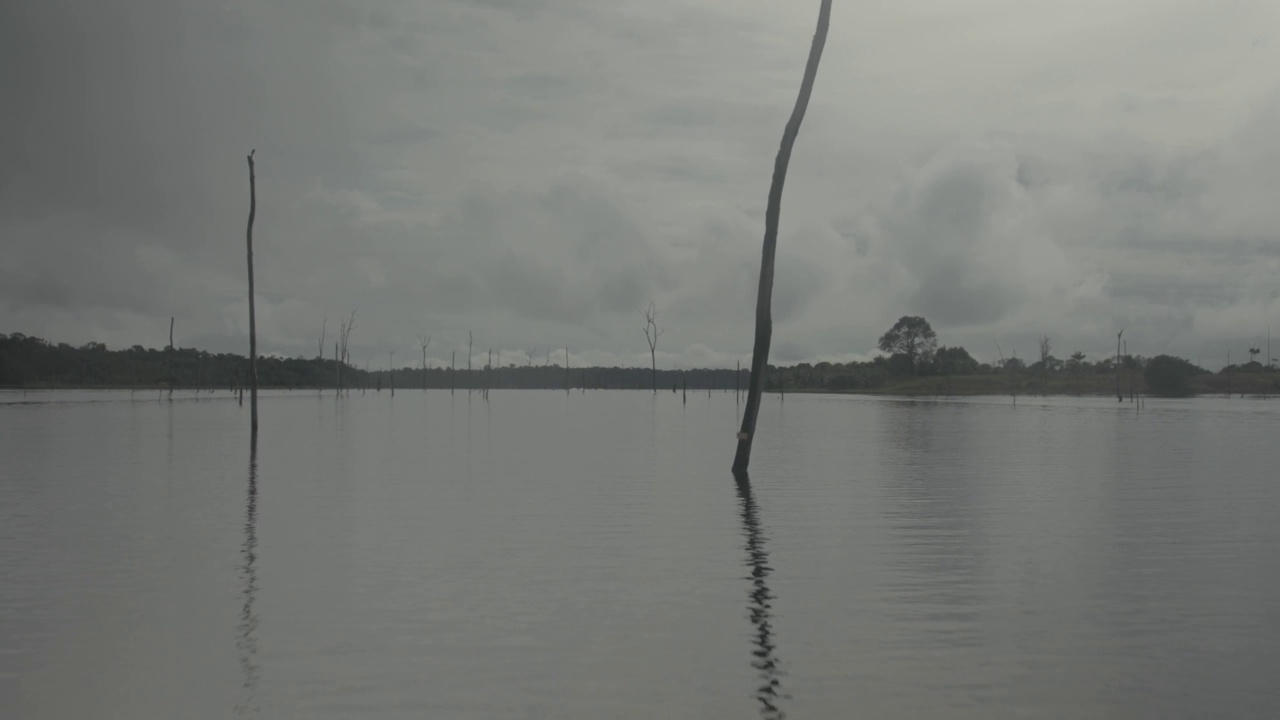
[1144,355,1206,397]
[877,316,937,374]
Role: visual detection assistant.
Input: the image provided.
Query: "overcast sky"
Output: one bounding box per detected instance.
[2,0,1278,370]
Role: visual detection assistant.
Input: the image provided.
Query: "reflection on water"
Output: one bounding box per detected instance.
[4,391,1280,718]
[883,404,986,649]
[236,433,260,716]
[735,473,784,719]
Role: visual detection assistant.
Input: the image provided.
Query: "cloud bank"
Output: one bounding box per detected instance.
[2,0,1277,369]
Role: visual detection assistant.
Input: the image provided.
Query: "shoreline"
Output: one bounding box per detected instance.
[4,378,1277,399]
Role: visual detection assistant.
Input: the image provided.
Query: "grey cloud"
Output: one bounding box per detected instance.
[773,340,814,364]
[912,264,1014,327]
[3,0,1279,371]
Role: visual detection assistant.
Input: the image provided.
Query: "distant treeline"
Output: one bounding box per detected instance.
[2,332,1275,397]
[0,333,746,391]
[770,349,1277,397]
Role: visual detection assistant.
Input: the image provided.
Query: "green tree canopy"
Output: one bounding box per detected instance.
[932,346,978,375]
[877,316,937,373]
[1143,354,1204,396]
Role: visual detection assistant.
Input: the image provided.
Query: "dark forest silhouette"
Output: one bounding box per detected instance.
[3,331,1275,397]
[0,333,751,392]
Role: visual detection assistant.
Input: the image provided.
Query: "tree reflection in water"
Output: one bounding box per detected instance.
[734,472,785,719]
[236,433,260,716]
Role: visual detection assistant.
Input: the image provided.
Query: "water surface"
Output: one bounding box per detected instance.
[3,389,1278,718]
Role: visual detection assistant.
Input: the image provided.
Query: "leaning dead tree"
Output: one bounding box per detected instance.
[245,150,259,433]
[732,0,832,476]
[642,302,663,393]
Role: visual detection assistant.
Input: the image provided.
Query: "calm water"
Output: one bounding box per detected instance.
[2,389,1279,718]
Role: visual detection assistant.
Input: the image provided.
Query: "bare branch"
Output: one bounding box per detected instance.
[642,301,661,392]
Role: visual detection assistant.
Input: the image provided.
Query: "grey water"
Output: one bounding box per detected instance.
[2,389,1279,718]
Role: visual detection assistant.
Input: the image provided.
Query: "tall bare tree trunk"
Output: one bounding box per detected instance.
[1125,340,1133,402]
[732,0,831,476]
[1116,330,1123,402]
[168,316,174,399]
[246,150,259,433]
[318,317,326,395]
[420,336,430,390]
[642,302,662,394]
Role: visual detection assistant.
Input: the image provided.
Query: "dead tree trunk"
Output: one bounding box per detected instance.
[643,302,662,394]
[167,316,175,399]
[1116,330,1124,402]
[245,150,259,433]
[419,335,431,390]
[1226,349,1232,398]
[732,0,831,476]
[318,317,326,394]
[331,311,355,397]
[1125,340,1133,402]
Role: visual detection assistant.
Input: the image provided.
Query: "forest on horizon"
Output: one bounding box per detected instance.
[4,321,1277,398]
